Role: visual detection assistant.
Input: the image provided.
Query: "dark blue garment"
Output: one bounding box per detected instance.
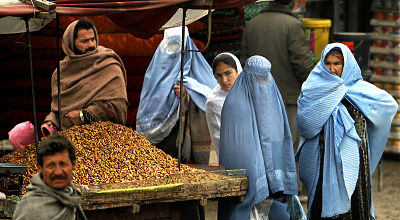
[219,56,298,219]
[136,27,217,144]
[269,200,290,220]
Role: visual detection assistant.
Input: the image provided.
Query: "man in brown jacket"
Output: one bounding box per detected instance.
[41,18,128,135]
[240,0,314,150]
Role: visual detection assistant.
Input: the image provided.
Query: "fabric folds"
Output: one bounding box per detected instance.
[45,20,128,130]
[219,55,297,219]
[205,52,242,158]
[136,26,216,144]
[13,173,86,220]
[296,43,397,218]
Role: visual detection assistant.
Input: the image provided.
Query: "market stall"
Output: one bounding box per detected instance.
[0,121,249,219]
[0,169,248,219]
[0,0,257,218]
[0,0,255,145]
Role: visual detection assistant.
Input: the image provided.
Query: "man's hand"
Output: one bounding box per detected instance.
[66,110,83,126]
[173,81,186,98]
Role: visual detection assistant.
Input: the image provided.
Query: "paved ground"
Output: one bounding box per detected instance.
[371,156,400,220]
[205,155,400,220]
[2,139,399,219]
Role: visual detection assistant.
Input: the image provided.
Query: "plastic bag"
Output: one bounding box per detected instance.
[8,121,35,151]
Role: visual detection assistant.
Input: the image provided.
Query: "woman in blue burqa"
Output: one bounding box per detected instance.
[219,55,302,219]
[136,26,217,165]
[296,43,397,219]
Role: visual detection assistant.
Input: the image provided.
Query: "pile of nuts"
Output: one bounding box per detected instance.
[0,121,221,196]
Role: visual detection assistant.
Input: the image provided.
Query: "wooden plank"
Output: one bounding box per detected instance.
[85,203,181,220]
[0,173,248,216]
[81,176,247,210]
[35,11,56,20]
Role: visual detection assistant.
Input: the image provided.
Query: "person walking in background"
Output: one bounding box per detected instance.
[296,43,397,219]
[205,52,242,165]
[240,0,314,150]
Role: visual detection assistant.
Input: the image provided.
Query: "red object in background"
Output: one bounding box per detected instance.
[292,0,306,13]
[374,12,384,20]
[382,40,393,49]
[374,68,384,76]
[383,26,394,34]
[374,40,383,47]
[385,12,394,21]
[374,54,384,61]
[340,41,354,51]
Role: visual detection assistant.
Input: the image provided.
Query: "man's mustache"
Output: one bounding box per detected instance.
[51,175,66,181]
[85,47,96,53]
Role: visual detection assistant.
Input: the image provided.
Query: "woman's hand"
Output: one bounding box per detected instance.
[173,81,186,98]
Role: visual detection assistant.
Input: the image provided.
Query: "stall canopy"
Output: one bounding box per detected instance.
[0,0,256,38]
[0,0,256,153]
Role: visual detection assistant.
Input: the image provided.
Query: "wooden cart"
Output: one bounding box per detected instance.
[0,169,248,219]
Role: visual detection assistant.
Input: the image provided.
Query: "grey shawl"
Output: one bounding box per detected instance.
[13,173,86,220]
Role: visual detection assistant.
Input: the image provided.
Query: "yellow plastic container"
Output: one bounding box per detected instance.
[302,18,331,60]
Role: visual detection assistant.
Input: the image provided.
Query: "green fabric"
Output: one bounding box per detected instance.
[242,1,271,22]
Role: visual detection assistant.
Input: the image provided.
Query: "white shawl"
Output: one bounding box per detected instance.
[205,52,242,162]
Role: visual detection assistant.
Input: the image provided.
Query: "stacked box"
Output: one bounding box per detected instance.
[370,2,400,154]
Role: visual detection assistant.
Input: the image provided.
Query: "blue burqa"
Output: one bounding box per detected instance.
[296,43,398,219]
[219,55,298,219]
[136,26,217,144]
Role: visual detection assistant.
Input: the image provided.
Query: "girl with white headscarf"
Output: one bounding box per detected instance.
[205,52,242,164]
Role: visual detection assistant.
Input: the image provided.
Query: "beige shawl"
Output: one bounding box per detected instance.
[45,20,128,130]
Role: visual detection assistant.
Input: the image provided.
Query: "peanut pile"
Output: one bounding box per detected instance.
[0,121,223,196]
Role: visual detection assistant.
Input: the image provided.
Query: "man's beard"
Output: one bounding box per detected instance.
[74,46,96,55]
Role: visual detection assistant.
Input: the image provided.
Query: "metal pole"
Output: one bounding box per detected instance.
[378,159,383,191]
[184,5,212,53]
[56,14,62,130]
[177,8,187,171]
[25,18,39,147]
